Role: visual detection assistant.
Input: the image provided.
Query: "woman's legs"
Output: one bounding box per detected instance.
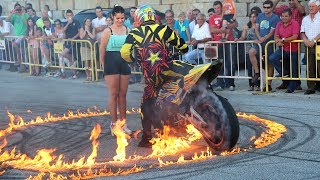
[118,75,130,120]
[105,74,120,123]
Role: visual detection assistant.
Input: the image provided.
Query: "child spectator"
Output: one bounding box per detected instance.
[41,17,55,76]
[174,12,191,44]
[79,18,96,81]
[221,0,237,41]
[26,17,40,76]
[53,19,68,78]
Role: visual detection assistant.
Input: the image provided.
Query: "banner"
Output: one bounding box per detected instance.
[54,42,64,54]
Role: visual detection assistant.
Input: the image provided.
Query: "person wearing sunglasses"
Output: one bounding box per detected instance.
[249,0,280,91]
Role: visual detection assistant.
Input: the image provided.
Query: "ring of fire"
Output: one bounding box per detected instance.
[0,107,287,179]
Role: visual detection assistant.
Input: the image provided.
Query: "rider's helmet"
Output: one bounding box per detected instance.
[134,4,156,26]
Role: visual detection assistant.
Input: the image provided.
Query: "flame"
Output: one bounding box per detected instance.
[236,113,287,148]
[150,124,202,157]
[86,124,101,166]
[0,108,287,179]
[112,120,130,162]
[27,172,68,180]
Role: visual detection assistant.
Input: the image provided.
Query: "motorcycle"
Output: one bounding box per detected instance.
[156,46,239,152]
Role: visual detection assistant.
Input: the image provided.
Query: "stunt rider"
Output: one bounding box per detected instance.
[120,5,188,148]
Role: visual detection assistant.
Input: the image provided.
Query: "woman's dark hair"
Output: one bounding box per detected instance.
[54,19,62,26]
[82,18,93,32]
[112,5,125,16]
[247,11,258,28]
[26,17,35,36]
[250,6,262,14]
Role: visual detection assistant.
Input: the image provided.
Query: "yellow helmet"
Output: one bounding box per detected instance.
[134,4,156,26]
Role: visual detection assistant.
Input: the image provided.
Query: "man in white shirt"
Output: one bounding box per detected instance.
[92,6,107,43]
[0,17,14,69]
[189,8,200,36]
[185,13,212,64]
[300,0,320,94]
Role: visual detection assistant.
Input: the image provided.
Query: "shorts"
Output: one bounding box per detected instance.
[104,51,131,76]
[252,42,275,69]
[223,14,235,24]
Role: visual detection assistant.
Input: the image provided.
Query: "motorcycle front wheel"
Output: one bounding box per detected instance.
[194,92,239,152]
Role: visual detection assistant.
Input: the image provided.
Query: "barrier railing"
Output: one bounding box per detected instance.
[0,36,28,66]
[26,38,95,80]
[264,40,320,92]
[204,41,264,91]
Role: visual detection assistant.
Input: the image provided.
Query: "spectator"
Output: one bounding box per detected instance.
[273,0,304,91]
[44,5,53,19]
[61,9,81,79]
[273,0,306,67]
[165,9,175,30]
[26,17,40,76]
[234,11,259,91]
[25,3,33,10]
[250,6,262,14]
[300,0,320,95]
[272,0,305,25]
[250,0,280,91]
[36,10,54,29]
[6,3,29,73]
[53,19,68,78]
[189,8,201,36]
[100,5,132,136]
[0,17,14,39]
[79,18,95,81]
[186,9,193,23]
[209,0,238,91]
[174,12,191,43]
[269,8,300,93]
[184,13,211,64]
[27,8,40,22]
[92,6,107,44]
[221,0,237,41]
[40,17,55,76]
[0,16,14,70]
[124,6,137,29]
[208,8,215,18]
[106,16,113,26]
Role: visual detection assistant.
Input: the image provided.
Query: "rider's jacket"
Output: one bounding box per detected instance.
[121,23,188,94]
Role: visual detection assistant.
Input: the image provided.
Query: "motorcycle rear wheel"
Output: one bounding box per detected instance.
[194,93,239,152]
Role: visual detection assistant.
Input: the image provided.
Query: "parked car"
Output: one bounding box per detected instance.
[74,7,165,26]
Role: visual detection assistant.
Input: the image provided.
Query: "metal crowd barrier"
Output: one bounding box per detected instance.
[204,41,264,91]
[264,40,320,92]
[0,36,28,66]
[27,38,95,80]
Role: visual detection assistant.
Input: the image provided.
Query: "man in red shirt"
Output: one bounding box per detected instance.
[268,8,300,93]
[272,0,305,26]
[209,0,238,91]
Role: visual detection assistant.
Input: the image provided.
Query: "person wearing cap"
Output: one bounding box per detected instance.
[120,4,188,148]
[300,0,320,95]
